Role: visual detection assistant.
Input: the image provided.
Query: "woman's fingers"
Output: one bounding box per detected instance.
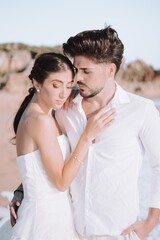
[94,108,116,128]
[102,110,116,126]
[85,107,117,141]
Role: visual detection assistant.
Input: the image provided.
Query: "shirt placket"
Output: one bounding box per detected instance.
[84,145,94,236]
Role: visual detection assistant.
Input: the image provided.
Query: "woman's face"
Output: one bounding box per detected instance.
[37,69,74,110]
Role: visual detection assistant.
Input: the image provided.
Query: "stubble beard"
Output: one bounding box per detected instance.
[79,87,104,99]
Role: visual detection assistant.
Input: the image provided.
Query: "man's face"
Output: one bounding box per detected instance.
[73,56,111,98]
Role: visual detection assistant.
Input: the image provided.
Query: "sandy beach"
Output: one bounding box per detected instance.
[0,90,23,207]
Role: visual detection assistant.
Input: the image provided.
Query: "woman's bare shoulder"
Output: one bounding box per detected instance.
[18,110,57,137]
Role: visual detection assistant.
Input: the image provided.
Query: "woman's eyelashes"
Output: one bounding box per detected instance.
[52,82,74,89]
[53,84,60,88]
[67,82,74,89]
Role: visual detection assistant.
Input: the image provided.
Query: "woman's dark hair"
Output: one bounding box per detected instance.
[13,52,75,135]
[63,25,124,73]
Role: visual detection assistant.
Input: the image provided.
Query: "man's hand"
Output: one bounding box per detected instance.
[121,217,159,239]
[121,220,151,240]
[121,208,160,240]
[9,191,23,226]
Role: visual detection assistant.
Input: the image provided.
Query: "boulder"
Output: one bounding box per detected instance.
[123,60,155,82]
[0,51,10,74]
[10,50,32,73]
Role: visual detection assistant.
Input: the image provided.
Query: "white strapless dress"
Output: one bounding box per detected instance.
[1,135,80,240]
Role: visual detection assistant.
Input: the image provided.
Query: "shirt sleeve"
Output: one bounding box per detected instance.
[139,100,160,209]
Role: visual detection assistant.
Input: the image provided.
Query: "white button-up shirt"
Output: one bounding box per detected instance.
[56,84,160,237]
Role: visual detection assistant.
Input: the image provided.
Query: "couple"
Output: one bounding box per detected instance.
[1,25,160,240]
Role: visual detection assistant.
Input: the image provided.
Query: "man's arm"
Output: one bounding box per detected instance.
[122,100,160,239]
[146,208,160,229]
[9,184,24,226]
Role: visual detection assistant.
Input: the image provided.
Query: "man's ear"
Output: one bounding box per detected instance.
[108,63,116,77]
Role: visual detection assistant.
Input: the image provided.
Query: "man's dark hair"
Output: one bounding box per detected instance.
[63,25,124,73]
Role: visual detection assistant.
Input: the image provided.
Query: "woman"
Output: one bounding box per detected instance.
[0,52,115,240]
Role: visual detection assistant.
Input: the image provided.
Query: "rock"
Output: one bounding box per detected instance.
[0,51,10,74]
[0,50,32,74]
[123,60,155,82]
[10,50,32,73]
[4,72,32,93]
[0,74,8,90]
[115,59,160,99]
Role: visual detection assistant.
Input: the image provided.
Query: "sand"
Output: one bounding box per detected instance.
[0,90,23,207]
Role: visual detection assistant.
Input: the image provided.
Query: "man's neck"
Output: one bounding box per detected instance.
[82,82,116,116]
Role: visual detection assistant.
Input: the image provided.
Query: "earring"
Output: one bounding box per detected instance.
[36,89,40,93]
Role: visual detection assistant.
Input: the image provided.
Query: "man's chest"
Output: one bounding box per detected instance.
[64,106,141,151]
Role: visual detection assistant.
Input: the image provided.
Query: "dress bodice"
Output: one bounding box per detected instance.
[9,134,79,239]
[16,134,70,201]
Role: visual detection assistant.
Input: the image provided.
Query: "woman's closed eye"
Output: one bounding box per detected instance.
[67,81,74,89]
[53,84,61,88]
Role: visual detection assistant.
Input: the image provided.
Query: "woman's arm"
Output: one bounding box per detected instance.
[34,107,116,191]
[10,107,116,224]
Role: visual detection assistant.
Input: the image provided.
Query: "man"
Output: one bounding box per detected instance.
[11,26,160,240]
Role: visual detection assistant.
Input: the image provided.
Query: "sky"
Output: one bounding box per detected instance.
[0,0,160,69]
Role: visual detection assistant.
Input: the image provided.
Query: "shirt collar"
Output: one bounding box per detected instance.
[108,82,130,108]
[72,93,83,105]
[72,82,130,108]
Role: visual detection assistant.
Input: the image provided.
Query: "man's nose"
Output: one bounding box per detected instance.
[75,71,83,82]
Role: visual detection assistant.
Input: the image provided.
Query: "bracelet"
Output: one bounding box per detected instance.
[14,189,24,195]
[73,156,84,165]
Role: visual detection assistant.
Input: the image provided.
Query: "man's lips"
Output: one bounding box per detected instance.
[78,84,87,88]
[77,81,87,87]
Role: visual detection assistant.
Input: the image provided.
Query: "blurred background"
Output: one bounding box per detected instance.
[0,0,160,239]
